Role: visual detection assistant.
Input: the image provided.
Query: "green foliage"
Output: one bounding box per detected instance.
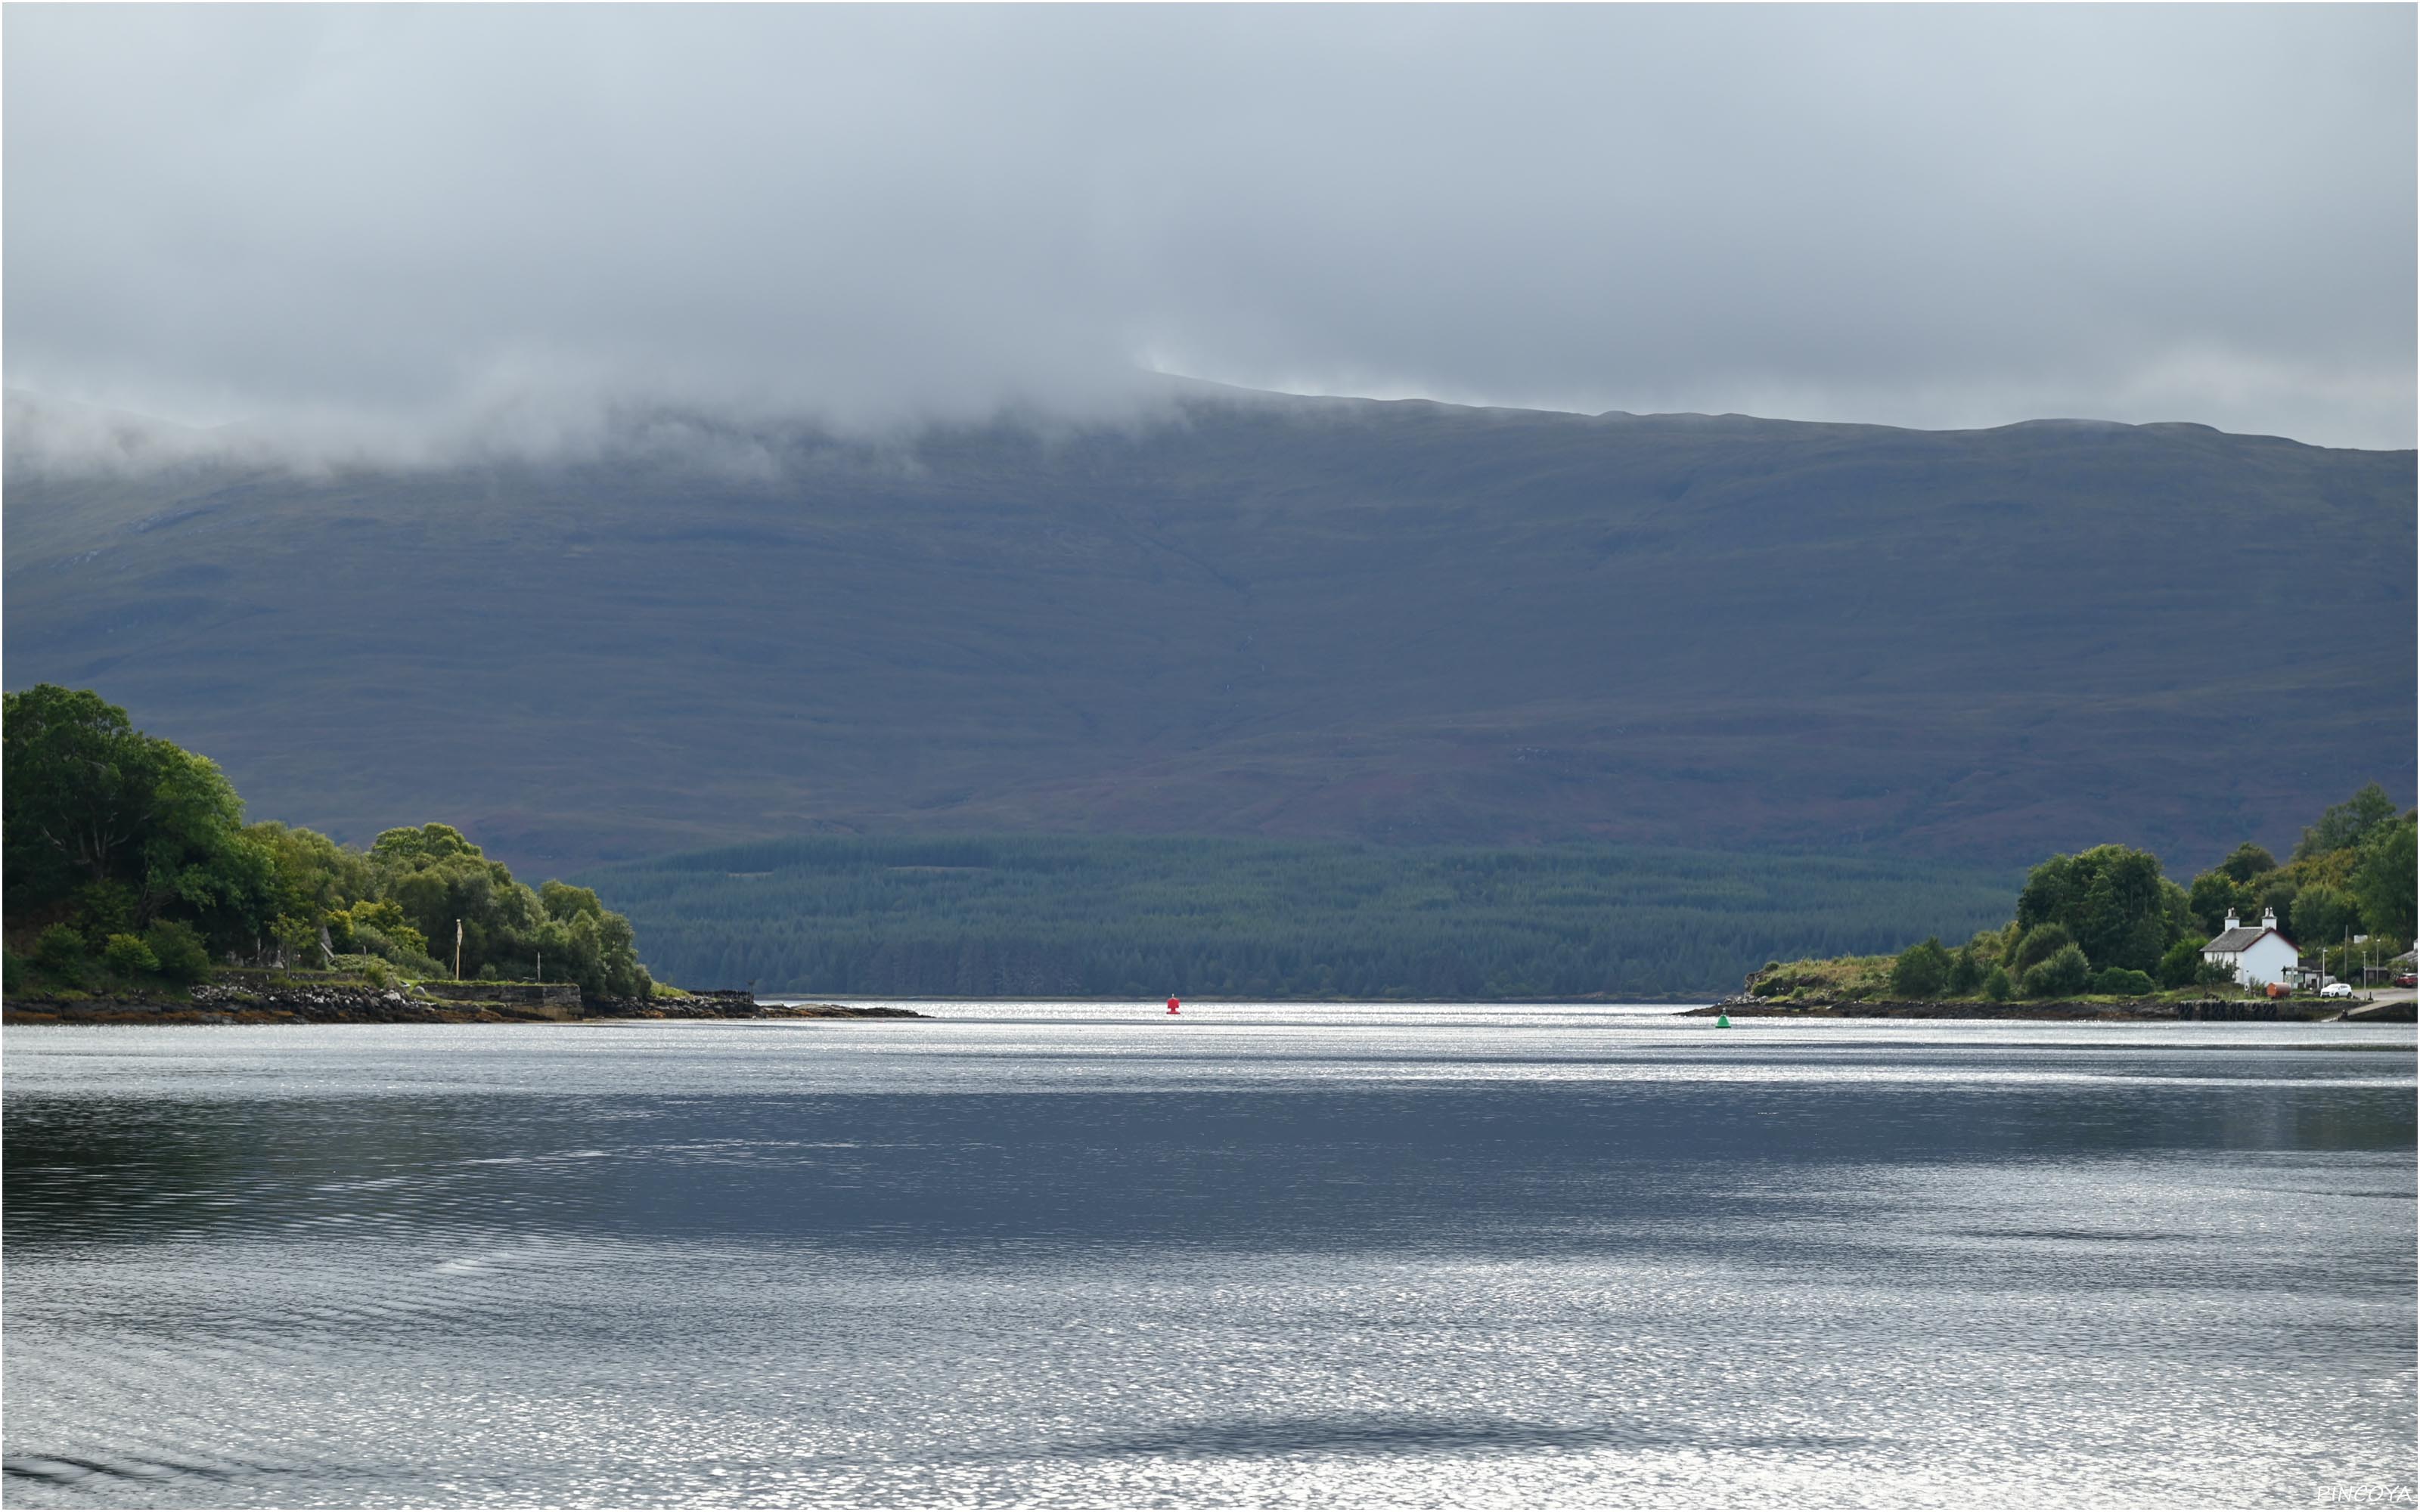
[72,879,139,940]
[2195,957,2237,987]
[4,683,167,912]
[101,932,160,976]
[379,841,650,996]
[330,953,396,988]
[1982,965,2012,1001]
[271,915,324,970]
[2295,783,2399,862]
[2091,966,2155,996]
[372,823,486,866]
[2,683,281,957]
[1945,945,1983,996]
[144,755,279,950]
[1746,955,1895,1001]
[2,686,656,999]
[2193,789,2412,950]
[32,922,88,978]
[2157,937,2206,989]
[1890,937,1953,997]
[2007,922,2074,976]
[2187,869,2243,936]
[2021,943,2093,998]
[2013,844,2178,973]
[2291,884,2361,951]
[2319,934,2412,985]
[539,881,607,922]
[2253,875,2300,936]
[142,919,213,984]
[329,899,428,959]
[2351,814,2416,940]
[250,820,377,934]
[1861,786,2412,999]
[2217,843,2277,884]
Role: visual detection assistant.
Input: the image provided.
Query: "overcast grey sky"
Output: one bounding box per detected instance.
[5,4,2413,458]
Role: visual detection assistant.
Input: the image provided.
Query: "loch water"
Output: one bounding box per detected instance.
[4,1004,2414,1507]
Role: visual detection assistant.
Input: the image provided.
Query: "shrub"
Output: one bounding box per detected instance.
[71,879,138,940]
[2157,939,2205,989]
[349,924,445,978]
[272,915,323,970]
[1982,965,2012,1001]
[141,919,214,984]
[101,933,160,976]
[1890,937,1953,997]
[2021,943,2093,998]
[332,953,395,988]
[2092,967,2155,997]
[2009,922,2074,976]
[2195,958,2238,987]
[33,922,88,978]
[1946,947,1983,996]
[330,900,428,959]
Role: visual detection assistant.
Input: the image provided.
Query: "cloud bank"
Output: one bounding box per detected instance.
[5,5,2412,465]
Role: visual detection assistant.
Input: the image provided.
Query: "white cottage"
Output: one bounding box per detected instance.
[2201,908,2299,989]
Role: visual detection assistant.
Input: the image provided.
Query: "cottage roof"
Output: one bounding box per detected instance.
[2204,925,2290,954]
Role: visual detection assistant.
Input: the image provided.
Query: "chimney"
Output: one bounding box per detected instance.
[2262,906,2277,931]
[2225,909,2240,931]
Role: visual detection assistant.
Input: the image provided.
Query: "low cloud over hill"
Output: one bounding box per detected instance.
[5,387,2409,872]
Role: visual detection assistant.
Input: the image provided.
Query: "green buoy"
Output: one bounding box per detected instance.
[1715,1012,1732,1027]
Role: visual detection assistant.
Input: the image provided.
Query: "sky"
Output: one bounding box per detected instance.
[5,4,2414,463]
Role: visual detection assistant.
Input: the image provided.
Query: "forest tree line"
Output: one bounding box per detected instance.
[3,685,651,997]
[1806,783,2417,1002]
[573,834,2016,999]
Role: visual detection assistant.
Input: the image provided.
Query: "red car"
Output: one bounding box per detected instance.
[2396,973,2417,989]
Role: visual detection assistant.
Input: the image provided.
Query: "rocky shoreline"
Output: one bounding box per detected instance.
[582,990,927,1021]
[2,983,929,1026]
[1682,994,2381,1022]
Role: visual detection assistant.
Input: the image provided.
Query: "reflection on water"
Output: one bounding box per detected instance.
[5,1006,2414,1506]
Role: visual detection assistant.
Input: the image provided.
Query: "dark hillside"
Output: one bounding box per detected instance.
[571,834,2018,1000]
[5,387,2410,873]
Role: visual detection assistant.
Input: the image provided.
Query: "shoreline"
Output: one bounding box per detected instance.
[1685,995,2414,1024]
[7,987,2407,1027]
[1,984,929,1027]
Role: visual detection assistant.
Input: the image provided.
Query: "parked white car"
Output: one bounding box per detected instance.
[2319,981,2355,999]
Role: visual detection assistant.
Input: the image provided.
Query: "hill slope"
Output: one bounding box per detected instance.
[569,833,2018,999]
[5,387,2410,873]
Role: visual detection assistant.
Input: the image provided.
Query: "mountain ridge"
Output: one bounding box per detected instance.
[5,379,2373,469]
[5,383,2409,875]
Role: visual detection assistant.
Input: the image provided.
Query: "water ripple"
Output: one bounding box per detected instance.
[4,1015,2411,1507]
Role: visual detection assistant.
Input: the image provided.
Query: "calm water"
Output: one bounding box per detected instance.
[4,1004,2414,1507]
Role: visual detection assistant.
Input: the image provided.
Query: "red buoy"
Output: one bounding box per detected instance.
[1167,996,1181,1015]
